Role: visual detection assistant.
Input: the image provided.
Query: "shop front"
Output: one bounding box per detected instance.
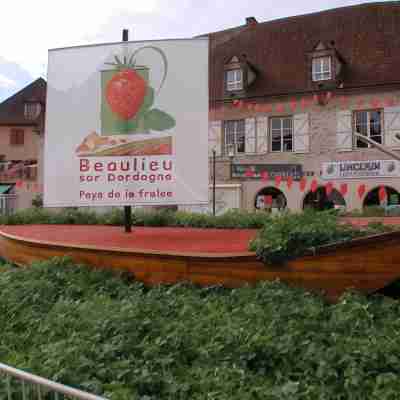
[321,159,400,211]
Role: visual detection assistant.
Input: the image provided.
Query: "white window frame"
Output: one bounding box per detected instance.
[270,116,293,153]
[224,120,245,155]
[312,56,332,81]
[225,69,243,91]
[354,109,383,149]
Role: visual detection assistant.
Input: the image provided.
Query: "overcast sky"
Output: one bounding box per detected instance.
[0,0,391,101]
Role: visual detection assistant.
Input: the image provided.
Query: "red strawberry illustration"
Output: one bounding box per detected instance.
[106,68,147,120]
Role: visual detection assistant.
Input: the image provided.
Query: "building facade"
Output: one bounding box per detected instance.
[0,78,46,213]
[207,2,400,212]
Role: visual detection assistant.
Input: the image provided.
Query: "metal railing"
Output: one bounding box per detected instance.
[0,363,108,400]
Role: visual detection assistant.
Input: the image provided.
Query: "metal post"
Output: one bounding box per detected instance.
[212,149,216,216]
[122,28,132,233]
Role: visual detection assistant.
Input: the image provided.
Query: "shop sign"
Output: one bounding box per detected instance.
[232,164,303,180]
[321,160,400,180]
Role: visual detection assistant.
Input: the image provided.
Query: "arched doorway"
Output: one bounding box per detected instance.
[303,187,346,211]
[363,186,400,207]
[255,187,287,212]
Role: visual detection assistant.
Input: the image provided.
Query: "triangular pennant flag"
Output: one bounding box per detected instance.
[275,175,282,187]
[287,175,293,190]
[299,176,307,192]
[379,186,387,202]
[384,97,396,107]
[289,99,297,112]
[370,98,381,108]
[275,103,285,113]
[357,184,366,199]
[325,182,334,197]
[232,99,240,108]
[310,179,318,193]
[264,195,273,206]
[340,183,348,196]
[262,104,272,113]
[339,96,348,109]
[356,98,365,108]
[15,180,23,189]
[260,170,269,181]
[244,168,255,178]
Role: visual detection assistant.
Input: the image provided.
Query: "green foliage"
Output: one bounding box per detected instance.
[250,210,395,265]
[0,208,270,229]
[345,206,386,217]
[31,194,43,208]
[1,260,400,399]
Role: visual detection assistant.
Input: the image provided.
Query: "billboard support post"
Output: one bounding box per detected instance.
[122,28,132,233]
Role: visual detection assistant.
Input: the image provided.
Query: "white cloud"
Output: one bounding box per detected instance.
[0,73,17,89]
[0,0,392,82]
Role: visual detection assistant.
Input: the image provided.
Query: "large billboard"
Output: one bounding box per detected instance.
[44,39,209,207]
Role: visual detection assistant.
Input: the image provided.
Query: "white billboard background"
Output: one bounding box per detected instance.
[44,39,209,207]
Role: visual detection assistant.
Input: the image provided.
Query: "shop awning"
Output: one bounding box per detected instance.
[0,184,13,194]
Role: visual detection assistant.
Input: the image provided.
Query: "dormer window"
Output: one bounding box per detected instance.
[223,55,257,96]
[225,69,243,91]
[312,56,332,81]
[307,41,344,90]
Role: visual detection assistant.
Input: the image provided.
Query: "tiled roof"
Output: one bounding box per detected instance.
[0,78,46,126]
[209,2,400,103]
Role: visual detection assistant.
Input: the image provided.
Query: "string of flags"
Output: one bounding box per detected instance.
[15,180,43,193]
[246,167,389,200]
[230,93,398,112]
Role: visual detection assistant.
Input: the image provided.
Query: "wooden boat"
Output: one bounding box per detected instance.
[1,227,400,301]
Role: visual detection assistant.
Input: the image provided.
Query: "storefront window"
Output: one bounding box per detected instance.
[363,186,400,208]
[303,187,346,211]
[255,187,287,212]
[354,110,382,148]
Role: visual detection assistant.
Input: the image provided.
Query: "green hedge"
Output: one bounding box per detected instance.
[1,259,400,399]
[0,208,271,229]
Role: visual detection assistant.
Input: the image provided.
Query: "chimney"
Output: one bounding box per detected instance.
[246,17,258,26]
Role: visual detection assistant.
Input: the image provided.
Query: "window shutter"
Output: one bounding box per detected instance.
[256,116,268,153]
[336,110,353,151]
[245,117,256,153]
[293,113,310,153]
[209,120,222,156]
[384,106,400,148]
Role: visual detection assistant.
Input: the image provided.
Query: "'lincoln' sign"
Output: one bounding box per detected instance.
[322,160,399,179]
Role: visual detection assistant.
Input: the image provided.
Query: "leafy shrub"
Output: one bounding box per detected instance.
[345,206,386,217]
[249,210,394,265]
[0,208,270,229]
[1,260,400,399]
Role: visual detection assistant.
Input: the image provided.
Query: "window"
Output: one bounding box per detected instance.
[225,69,243,91]
[312,57,332,81]
[354,110,382,148]
[270,117,293,152]
[224,120,245,155]
[10,129,24,146]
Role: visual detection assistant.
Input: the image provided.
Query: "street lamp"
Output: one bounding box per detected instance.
[212,149,216,216]
[228,148,234,178]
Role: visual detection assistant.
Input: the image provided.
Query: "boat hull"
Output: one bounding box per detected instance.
[1,227,400,301]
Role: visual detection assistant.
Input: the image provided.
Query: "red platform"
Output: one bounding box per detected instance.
[0,225,257,254]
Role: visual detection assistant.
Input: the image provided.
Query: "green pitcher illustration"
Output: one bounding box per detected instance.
[101,46,176,136]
